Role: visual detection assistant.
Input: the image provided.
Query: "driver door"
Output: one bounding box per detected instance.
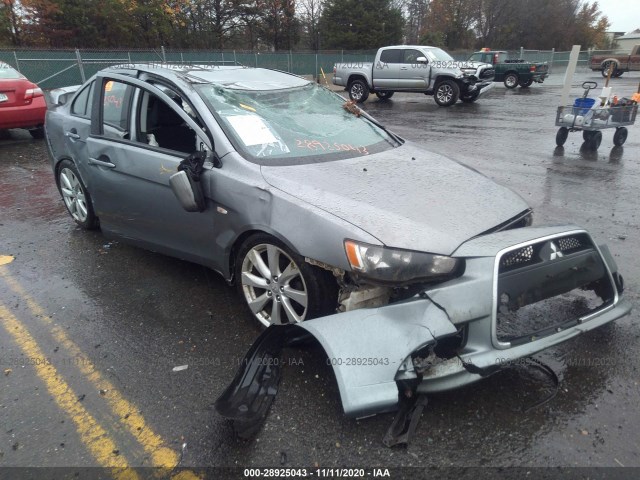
[84,74,220,268]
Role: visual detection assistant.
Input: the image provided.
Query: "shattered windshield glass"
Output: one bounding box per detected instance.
[195,83,397,163]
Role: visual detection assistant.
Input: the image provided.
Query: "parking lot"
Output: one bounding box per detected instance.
[1,70,639,477]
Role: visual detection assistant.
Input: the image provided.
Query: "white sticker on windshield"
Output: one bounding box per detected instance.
[226,115,278,146]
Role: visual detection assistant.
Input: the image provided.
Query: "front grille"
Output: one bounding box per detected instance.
[495,233,615,344]
[499,233,590,273]
[501,245,534,269]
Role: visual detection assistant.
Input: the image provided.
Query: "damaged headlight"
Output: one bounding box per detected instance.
[344,240,462,284]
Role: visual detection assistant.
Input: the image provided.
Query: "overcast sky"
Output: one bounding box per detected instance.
[595,0,640,33]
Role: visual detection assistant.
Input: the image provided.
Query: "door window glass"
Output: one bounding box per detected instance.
[137,91,197,154]
[379,49,402,64]
[403,49,424,64]
[102,80,133,135]
[71,82,94,117]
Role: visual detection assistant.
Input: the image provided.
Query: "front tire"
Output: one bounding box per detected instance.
[56,160,98,229]
[375,91,394,100]
[434,80,460,107]
[348,79,369,103]
[504,73,519,89]
[236,234,338,328]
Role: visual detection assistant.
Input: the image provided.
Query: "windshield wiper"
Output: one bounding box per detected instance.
[331,91,403,147]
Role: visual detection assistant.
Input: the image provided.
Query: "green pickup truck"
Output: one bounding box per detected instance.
[467,50,549,89]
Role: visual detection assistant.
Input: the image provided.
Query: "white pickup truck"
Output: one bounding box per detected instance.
[333,45,495,106]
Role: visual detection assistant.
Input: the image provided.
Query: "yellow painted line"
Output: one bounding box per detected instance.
[0,266,181,469]
[0,255,14,266]
[0,266,201,480]
[0,304,139,479]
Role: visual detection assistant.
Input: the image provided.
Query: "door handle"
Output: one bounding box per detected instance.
[88,157,116,168]
[400,67,408,70]
[65,131,81,140]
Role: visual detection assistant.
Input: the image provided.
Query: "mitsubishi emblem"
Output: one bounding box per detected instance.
[540,241,564,261]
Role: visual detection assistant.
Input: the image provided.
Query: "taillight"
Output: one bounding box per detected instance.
[333,66,336,74]
[530,65,536,72]
[493,54,498,64]
[24,87,43,100]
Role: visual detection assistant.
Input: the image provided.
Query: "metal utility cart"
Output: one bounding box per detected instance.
[555,81,637,150]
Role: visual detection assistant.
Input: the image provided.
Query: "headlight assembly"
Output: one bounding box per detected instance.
[344,240,462,284]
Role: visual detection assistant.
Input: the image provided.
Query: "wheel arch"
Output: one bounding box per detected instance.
[226,226,302,284]
[600,58,620,69]
[54,156,83,189]
[347,74,368,88]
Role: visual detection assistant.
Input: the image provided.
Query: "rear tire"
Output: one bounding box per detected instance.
[556,127,568,146]
[613,127,628,146]
[519,79,533,88]
[56,160,99,230]
[585,130,602,150]
[504,73,519,89]
[434,80,460,107]
[601,61,616,77]
[348,79,369,103]
[29,126,45,139]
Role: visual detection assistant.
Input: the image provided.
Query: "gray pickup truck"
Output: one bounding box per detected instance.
[333,45,495,106]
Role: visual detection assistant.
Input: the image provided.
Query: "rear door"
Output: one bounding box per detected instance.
[61,81,95,182]
[373,49,402,89]
[84,73,220,266]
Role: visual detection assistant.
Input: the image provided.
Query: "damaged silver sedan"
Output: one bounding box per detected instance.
[44,64,630,433]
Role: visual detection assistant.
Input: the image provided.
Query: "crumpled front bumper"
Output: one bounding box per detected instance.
[216,225,630,425]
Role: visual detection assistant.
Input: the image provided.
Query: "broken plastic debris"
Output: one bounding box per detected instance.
[172,365,189,372]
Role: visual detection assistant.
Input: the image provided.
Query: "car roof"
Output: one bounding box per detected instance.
[104,63,311,91]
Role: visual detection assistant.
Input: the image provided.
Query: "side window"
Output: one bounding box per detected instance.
[468,53,482,63]
[403,49,424,64]
[136,91,197,154]
[102,80,133,136]
[71,82,94,117]
[379,49,402,64]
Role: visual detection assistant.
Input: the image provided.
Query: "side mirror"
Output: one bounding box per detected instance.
[169,170,206,212]
[416,56,428,64]
[57,93,72,106]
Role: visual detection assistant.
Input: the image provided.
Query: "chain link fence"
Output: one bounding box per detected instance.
[0,48,377,89]
[0,47,626,89]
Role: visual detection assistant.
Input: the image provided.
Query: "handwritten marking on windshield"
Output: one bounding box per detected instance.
[295,139,369,155]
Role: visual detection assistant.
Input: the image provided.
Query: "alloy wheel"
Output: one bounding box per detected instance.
[59,167,89,222]
[240,244,309,326]
[437,84,453,104]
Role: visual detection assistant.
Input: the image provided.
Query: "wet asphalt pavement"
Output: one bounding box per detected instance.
[1,70,639,477]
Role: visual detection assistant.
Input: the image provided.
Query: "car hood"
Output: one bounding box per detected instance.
[260,143,530,255]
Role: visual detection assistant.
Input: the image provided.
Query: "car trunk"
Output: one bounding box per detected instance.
[0,78,31,108]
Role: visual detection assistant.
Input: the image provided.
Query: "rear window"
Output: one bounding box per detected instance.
[0,65,23,80]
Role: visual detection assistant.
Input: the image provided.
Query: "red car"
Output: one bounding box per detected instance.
[0,62,47,138]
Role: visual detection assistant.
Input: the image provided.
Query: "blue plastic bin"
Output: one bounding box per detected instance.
[573,97,596,115]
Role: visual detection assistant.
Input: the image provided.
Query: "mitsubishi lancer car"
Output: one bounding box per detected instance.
[44,64,630,430]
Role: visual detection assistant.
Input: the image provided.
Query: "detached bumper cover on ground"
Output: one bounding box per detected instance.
[216,225,630,427]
